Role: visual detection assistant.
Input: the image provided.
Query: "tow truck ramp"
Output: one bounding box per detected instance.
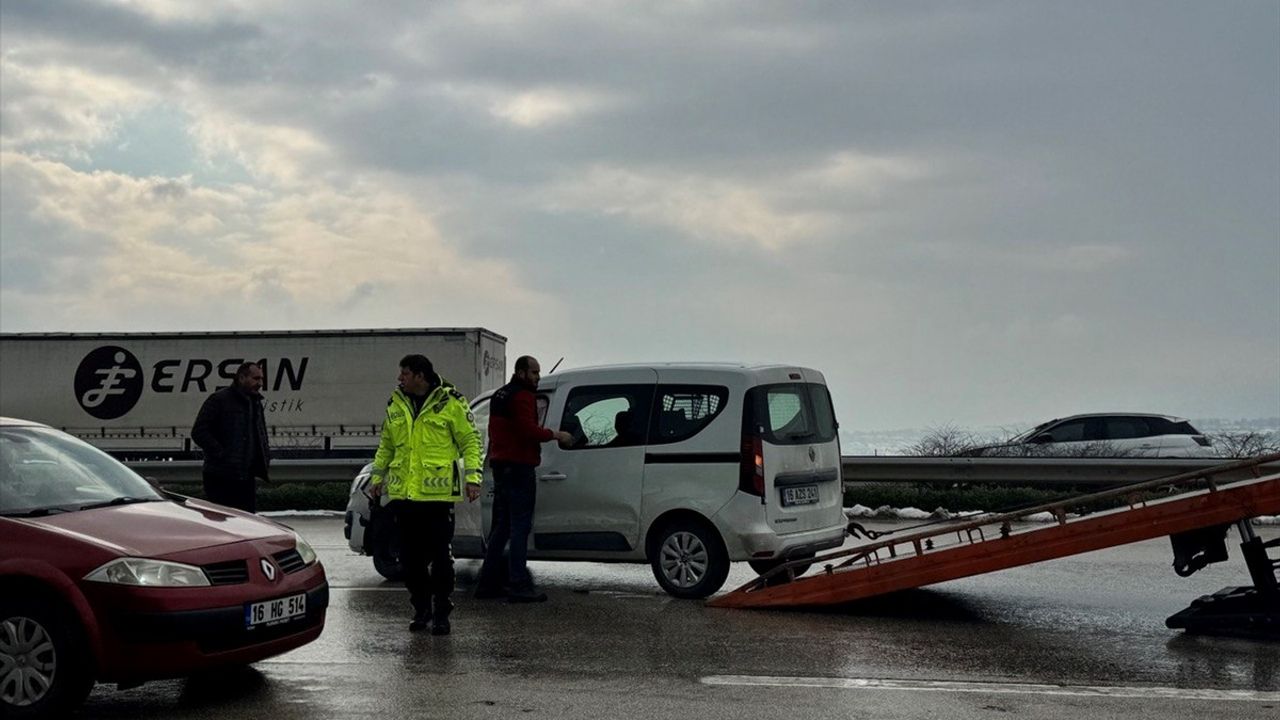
[709,454,1280,638]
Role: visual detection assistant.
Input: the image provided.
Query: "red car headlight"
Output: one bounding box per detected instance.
[84,558,212,587]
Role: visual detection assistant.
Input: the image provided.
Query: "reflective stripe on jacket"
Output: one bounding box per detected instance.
[370,379,482,502]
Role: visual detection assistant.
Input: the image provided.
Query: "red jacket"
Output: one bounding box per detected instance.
[487,380,553,466]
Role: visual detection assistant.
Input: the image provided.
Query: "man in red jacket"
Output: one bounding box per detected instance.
[476,356,572,602]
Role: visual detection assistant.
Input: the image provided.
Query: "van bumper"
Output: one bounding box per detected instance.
[713,495,846,560]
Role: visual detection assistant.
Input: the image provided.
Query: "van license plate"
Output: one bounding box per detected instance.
[781,485,820,507]
[245,593,307,628]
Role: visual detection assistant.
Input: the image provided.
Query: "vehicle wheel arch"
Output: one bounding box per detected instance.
[0,572,103,675]
[0,576,98,716]
[643,509,724,560]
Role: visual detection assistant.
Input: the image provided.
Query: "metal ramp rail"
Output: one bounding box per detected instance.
[709,454,1280,621]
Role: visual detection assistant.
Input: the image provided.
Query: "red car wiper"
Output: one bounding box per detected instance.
[78,496,162,511]
[1,506,73,518]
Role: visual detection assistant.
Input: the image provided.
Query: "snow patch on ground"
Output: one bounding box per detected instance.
[261,510,346,518]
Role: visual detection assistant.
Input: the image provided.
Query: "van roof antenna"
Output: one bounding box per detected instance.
[548,357,564,374]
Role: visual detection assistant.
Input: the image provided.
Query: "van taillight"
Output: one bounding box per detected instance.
[740,434,765,500]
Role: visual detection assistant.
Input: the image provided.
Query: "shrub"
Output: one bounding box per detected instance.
[161,481,350,512]
[1209,431,1280,458]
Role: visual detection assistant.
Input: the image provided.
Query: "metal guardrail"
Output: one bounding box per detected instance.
[125,455,1280,487]
[128,458,369,485]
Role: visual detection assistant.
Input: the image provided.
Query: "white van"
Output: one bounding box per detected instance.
[345,363,848,598]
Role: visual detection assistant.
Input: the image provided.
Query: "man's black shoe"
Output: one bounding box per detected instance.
[431,598,453,636]
[507,587,548,604]
[408,607,431,632]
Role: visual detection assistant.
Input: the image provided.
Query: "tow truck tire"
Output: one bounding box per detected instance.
[649,519,730,599]
[368,509,404,581]
[0,597,93,719]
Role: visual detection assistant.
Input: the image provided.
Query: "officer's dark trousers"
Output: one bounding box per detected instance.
[203,470,257,513]
[391,500,455,613]
[481,462,537,590]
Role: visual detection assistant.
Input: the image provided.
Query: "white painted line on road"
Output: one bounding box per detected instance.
[328,586,408,591]
[700,675,1280,702]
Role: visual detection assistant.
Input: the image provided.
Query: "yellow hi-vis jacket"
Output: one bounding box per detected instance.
[371,379,482,502]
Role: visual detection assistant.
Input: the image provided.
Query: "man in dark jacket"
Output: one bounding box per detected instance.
[191,362,270,512]
[475,356,571,602]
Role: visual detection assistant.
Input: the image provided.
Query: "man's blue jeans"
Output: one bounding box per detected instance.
[481,462,537,590]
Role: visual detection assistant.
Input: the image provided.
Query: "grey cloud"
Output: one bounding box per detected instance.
[150,179,189,200]
[0,1,265,80]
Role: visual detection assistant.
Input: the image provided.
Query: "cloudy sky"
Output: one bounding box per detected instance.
[1,1,1277,432]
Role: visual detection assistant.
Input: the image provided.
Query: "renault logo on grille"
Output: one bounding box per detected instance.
[808,446,817,462]
[260,558,277,581]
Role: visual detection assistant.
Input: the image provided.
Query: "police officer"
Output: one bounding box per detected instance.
[369,354,482,635]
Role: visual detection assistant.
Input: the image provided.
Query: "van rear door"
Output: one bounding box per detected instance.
[743,371,843,535]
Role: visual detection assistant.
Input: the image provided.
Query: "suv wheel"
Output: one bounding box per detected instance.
[0,598,93,718]
[649,520,730,599]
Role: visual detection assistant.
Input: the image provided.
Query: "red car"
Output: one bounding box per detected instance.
[0,418,328,718]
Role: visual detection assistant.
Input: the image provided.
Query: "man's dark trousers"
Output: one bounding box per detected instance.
[482,462,537,590]
[391,500,455,614]
[203,471,257,513]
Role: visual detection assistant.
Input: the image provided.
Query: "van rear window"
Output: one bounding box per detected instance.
[743,383,837,445]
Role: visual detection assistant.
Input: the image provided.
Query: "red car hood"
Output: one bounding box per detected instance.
[22,499,291,557]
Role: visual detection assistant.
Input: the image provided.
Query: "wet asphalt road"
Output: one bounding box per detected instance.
[79,519,1280,719]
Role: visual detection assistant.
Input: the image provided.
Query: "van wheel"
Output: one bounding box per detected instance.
[368,510,403,581]
[650,520,730,599]
[0,598,93,718]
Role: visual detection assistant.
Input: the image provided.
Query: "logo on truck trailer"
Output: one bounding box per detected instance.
[74,345,310,420]
[74,346,144,420]
[482,350,504,378]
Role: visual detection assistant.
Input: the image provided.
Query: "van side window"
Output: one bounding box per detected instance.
[560,385,655,450]
[536,395,550,426]
[649,385,729,445]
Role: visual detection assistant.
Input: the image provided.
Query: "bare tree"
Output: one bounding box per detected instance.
[907,425,983,456]
[1209,431,1280,458]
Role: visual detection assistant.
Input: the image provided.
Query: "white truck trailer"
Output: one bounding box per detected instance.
[0,328,506,458]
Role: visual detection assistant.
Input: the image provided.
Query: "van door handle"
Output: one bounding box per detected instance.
[538,472,567,482]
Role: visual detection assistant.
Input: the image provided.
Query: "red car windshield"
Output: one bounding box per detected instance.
[0,426,164,517]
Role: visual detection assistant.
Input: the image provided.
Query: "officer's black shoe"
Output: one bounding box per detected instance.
[507,586,548,604]
[431,599,453,636]
[408,607,431,632]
